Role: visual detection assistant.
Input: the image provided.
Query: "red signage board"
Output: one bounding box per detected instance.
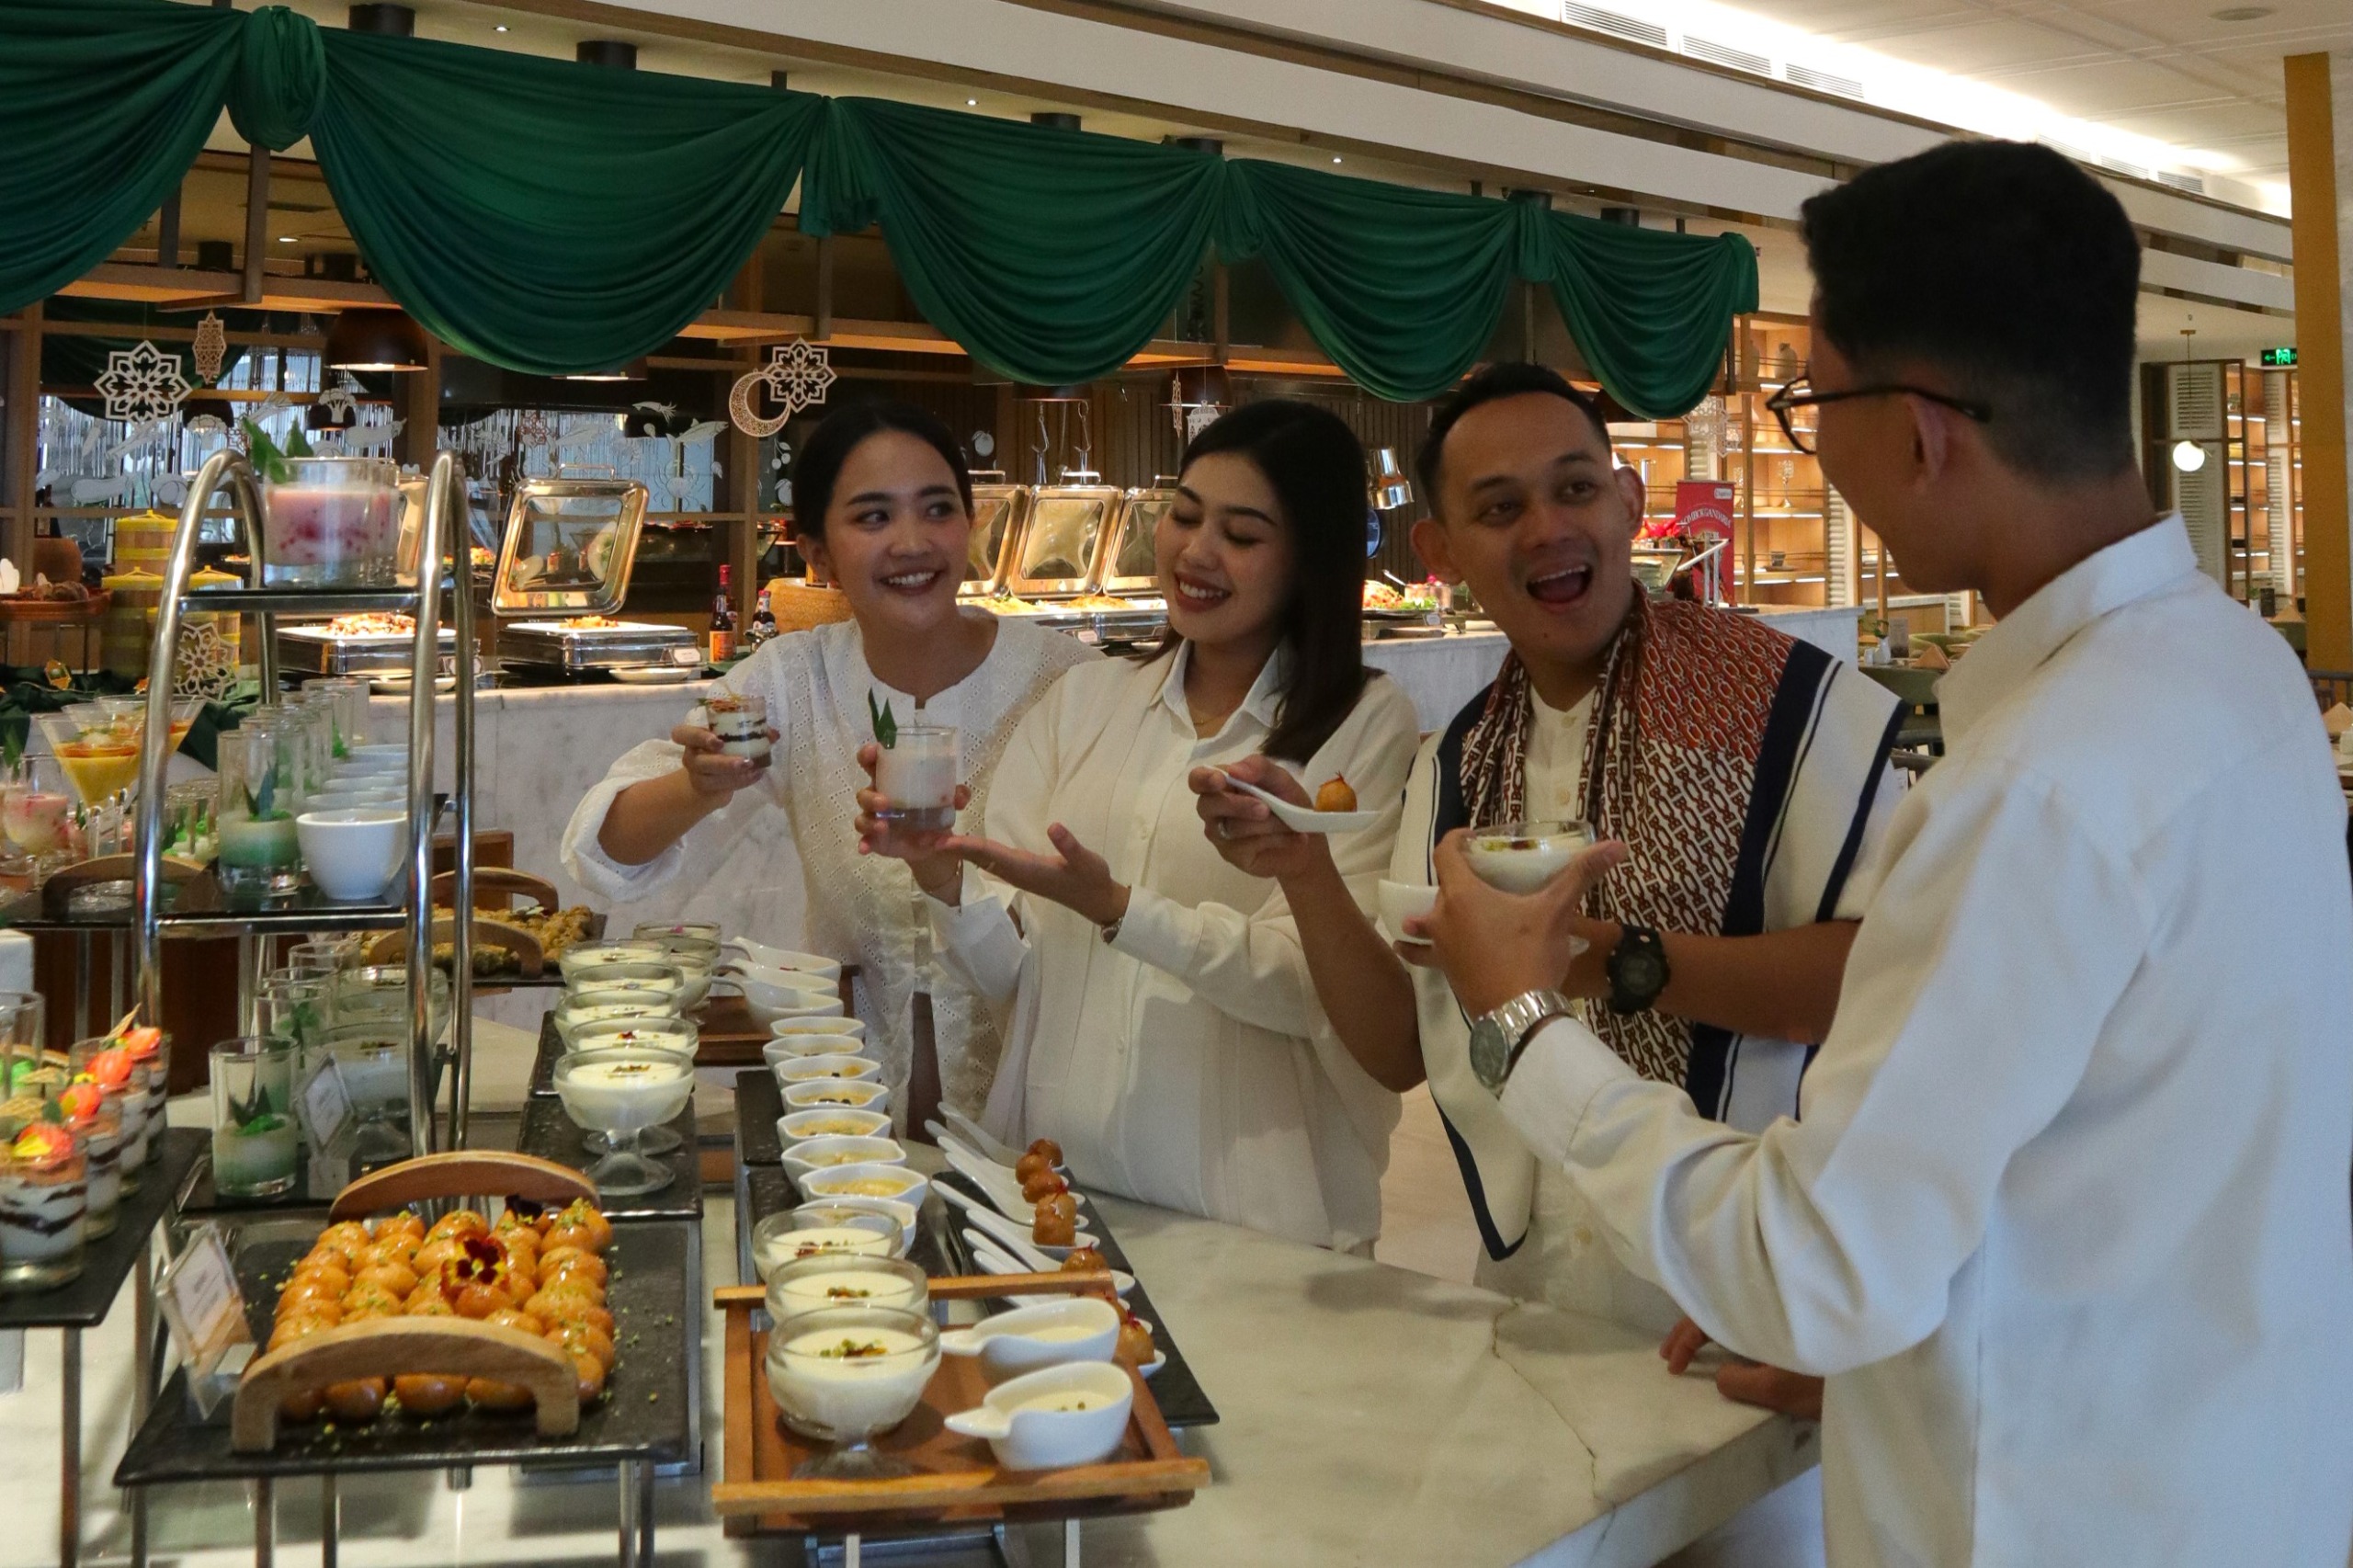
[1673,481,1737,603]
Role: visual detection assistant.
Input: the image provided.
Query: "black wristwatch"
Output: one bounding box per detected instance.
[1606,923,1670,1016]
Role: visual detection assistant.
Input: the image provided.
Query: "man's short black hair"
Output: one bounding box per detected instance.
[1801,140,2140,480]
[1416,362,1613,517]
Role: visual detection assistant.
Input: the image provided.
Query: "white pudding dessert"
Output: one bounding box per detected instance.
[554,1052,694,1134]
[1463,820,1597,894]
[767,1309,939,1443]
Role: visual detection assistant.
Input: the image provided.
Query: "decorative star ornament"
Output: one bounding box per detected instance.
[94,341,191,425]
[729,337,835,437]
[191,312,228,385]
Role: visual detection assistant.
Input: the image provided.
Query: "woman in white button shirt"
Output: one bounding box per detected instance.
[561,402,1095,1125]
[858,401,1420,1252]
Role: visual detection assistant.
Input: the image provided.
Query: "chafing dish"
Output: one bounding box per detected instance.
[490,477,650,619]
[1089,483,1176,598]
[1004,482,1125,599]
[276,619,460,676]
[500,619,701,675]
[959,481,1030,599]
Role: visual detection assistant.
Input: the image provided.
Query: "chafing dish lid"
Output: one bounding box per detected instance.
[492,477,651,618]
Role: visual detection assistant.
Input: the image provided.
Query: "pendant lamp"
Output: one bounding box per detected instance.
[559,358,650,383]
[324,309,429,372]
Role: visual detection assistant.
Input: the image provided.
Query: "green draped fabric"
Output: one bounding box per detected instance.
[1538,210,1757,420]
[1218,162,1528,404]
[308,28,823,375]
[0,0,1756,413]
[802,99,1224,387]
[227,3,326,153]
[0,0,240,314]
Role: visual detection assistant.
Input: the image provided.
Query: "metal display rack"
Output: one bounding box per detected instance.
[132,449,480,1155]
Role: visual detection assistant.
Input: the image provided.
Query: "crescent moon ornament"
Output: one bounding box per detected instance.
[729,337,835,438]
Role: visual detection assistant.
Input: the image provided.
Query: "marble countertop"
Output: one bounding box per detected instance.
[1076,1195,1818,1566]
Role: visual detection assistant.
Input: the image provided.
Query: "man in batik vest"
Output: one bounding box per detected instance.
[1194,362,1900,1417]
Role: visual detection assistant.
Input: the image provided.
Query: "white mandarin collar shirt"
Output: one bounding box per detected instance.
[928,644,1417,1252]
[1493,517,2353,1565]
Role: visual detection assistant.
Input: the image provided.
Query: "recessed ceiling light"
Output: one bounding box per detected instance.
[2211,5,2272,17]
[967,98,978,106]
[494,22,509,31]
[278,235,296,243]
[1332,155,1344,164]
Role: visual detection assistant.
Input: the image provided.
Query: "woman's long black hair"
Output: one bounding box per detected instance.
[1161,399,1373,763]
[790,400,973,540]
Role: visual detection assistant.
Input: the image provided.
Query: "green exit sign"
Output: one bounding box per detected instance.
[2261,347,2297,367]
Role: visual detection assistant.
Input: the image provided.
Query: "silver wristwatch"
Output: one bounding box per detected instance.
[1468,989,1574,1093]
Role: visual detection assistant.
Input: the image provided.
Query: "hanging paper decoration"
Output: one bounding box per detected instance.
[191,312,228,385]
[93,341,190,424]
[728,338,834,438]
[517,410,551,449]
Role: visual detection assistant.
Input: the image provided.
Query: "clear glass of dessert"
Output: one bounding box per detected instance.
[261,456,401,588]
[873,724,960,834]
[704,693,771,762]
[210,1037,298,1199]
[766,1302,940,1477]
[52,1080,119,1238]
[215,711,305,897]
[751,1207,904,1280]
[552,1048,694,1199]
[68,1035,149,1195]
[1463,820,1597,894]
[766,1252,928,1319]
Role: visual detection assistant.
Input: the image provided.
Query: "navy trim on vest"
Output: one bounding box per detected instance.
[1437,1099,1522,1261]
[1814,693,1907,925]
[1683,640,1833,1120]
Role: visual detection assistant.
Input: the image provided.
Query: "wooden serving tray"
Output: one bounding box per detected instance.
[712,1273,1208,1534]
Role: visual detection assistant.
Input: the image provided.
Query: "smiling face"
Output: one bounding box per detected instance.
[1412,392,1644,691]
[799,430,974,640]
[1158,449,1299,664]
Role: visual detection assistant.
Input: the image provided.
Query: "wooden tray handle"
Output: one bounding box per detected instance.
[363,913,543,976]
[329,1151,595,1220]
[233,1317,579,1451]
[431,866,561,911]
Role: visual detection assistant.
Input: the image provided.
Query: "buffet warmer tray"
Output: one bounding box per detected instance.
[277,621,460,676]
[500,619,701,674]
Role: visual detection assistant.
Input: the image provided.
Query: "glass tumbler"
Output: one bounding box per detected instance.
[210,1037,298,1199]
[261,455,401,588]
[216,712,303,896]
[872,724,960,835]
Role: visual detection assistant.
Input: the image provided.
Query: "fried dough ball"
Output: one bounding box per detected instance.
[278,1273,347,1313]
[527,1291,613,1339]
[1313,774,1358,813]
[426,1210,488,1244]
[552,1199,613,1251]
[485,1306,547,1337]
[540,1250,608,1290]
[353,1262,419,1301]
[278,1386,324,1423]
[404,1286,456,1317]
[411,1238,463,1278]
[1040,1191,1080,1225]
[569,1352,608,1404]
[549,1322,615,1368]
[1014,1151,1052,1184]
[363,1235,418,1271]
[1061,1246,1107,1276]
[465,1378,534,1413]
[268,1310,339,1353]
[1027,1139,1063,1165]
[322,1378,388,1422]
[1033,1206,1076,1248]
[1117,1318,1155,1366]
[1020,1168,1067,1203]
[452,1281,513,1320]
[341,1279,404,1319]
[315,1221,373,1264]
[373,1211,426,1243]
[392,1373,466,1416]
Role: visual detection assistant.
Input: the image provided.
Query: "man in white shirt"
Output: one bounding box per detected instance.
[1417,140,2353,1565]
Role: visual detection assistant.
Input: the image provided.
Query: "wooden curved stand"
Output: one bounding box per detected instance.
[232,1317,580,1451]
[328,1150,594,1220]
[431,866,560,912]
[363,912,543,975]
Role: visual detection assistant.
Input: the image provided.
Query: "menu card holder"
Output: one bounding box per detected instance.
[157,1224,252,1421]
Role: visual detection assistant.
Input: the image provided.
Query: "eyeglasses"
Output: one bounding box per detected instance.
[1766,373,1994,456]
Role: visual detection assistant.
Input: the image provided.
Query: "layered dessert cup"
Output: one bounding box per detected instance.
[261,457,401,588]
[0,1122,86,1290]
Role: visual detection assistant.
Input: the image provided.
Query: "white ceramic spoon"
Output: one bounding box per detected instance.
[943,1108,1024,1165]
[962,1230,1133,1298]
[936,1179,1097,1258]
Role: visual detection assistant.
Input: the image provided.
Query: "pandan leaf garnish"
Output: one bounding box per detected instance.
[241,419,290,484]
[867,690,898,751]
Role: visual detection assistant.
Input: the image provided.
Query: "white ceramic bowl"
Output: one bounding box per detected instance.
[782,1078,892,1116]
[801,1160,930,1210]
[796,1194,919,1252]
[295,808,406,901]
[938,1297,1121,1384]
[763,1035,870,1069]
[779,1108,892,1142]
[1462,820,1596,895]
[727,937,843,982]
[772,1052,881,1086]
[783,1135,907,1191]
[1376,879,1438,945]
[742,973,846,1026]
[772,1017,868,1043]
[943,1360,1133,1469]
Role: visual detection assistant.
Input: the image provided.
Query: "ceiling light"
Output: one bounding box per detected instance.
[494,22,509,30]
[2210,6,2273,19]
[2171,439,2208,473]
[1332,156,1343,165]
[323,308,430,372]
[967,98,978,106]
[278,235,296,244]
